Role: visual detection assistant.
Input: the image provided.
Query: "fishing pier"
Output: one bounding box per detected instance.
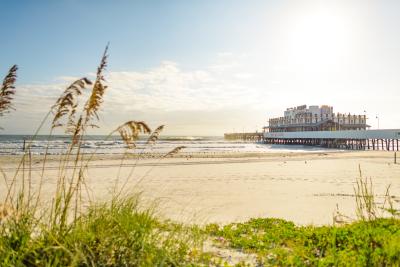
[263,129,400,151]
[224,105,400,151]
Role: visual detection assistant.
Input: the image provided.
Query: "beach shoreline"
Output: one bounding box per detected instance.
[1,150,399,225]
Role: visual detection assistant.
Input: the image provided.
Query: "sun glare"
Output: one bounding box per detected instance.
[286,4,352,72]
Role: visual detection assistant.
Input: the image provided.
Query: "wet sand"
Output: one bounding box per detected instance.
[1,150,399,225]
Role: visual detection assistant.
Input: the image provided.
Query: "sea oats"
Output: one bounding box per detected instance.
[165,146,186,157]
[0,65,18,117]
[146,125,165,145]
[52,77,92,130]
[115,121,151,149]
[84,45,108,124]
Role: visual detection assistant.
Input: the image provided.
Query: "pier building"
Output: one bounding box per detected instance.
[262,105,399,151]
[267,105,368,132]
[224,105,399,151]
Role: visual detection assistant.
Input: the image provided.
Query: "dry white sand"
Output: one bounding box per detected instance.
[1,150,399,225]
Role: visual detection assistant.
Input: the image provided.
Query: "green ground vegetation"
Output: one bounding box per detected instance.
[0,197,210,266]
[206,217,400,266]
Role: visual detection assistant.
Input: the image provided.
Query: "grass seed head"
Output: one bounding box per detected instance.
[0,65,18,117]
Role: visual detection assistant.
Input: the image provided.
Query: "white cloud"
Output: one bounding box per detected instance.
[3,42,400,135]
[102,57,266,114]
[1,54,270,135]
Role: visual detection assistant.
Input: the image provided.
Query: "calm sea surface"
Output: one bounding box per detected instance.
[0,135,334,155]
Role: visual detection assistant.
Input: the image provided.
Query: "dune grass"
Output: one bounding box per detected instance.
[0,48,211,266]
[0,64,18,119]
[0,196,210,266]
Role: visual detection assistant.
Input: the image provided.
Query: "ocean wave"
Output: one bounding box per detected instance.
[157,136,207,141]
[0,135,338,155]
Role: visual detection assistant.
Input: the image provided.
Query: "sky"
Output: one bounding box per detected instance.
[1,0,400,135]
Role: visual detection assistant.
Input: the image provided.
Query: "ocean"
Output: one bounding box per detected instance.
[0,135,333,156]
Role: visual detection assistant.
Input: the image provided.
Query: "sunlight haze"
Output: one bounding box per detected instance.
[1,0,399,135]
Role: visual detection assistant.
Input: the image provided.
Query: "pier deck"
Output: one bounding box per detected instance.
[263,129,400,150]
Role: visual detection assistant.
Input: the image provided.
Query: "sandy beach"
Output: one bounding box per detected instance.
[1,150,399,225]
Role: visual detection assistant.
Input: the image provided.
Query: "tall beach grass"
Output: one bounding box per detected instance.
[0,48,209,266]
